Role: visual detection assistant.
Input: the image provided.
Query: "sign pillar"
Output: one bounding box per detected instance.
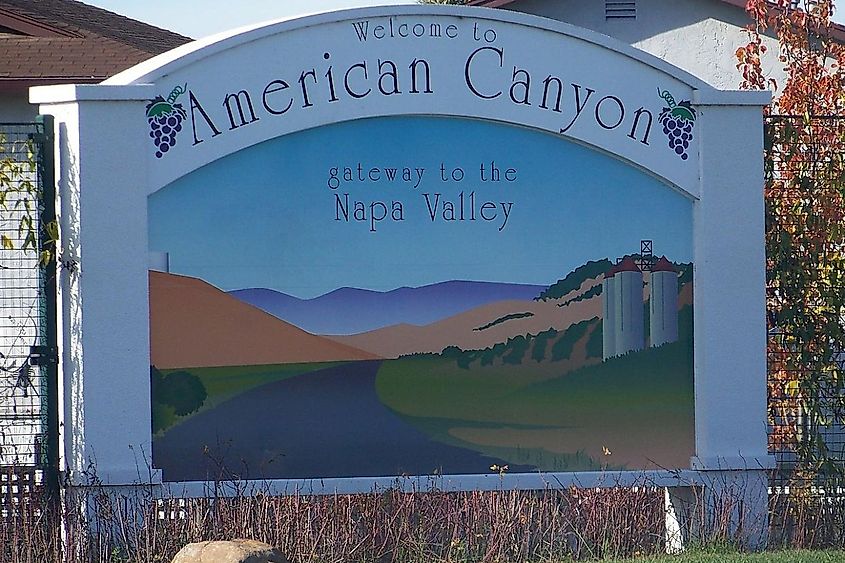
[689,90,773,546]
[30,84,157,485]
[692,90,772,469]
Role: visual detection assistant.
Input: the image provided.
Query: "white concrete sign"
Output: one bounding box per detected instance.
[30,5,771,500]
[108,8,703,196]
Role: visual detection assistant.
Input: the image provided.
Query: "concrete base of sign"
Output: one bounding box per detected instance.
[159,470,704,497]
[63,466,771,554]
[158,469,771,551]
[64,477,768,556]
[665,470,770,552]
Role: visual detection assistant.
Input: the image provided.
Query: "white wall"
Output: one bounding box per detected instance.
[498,0,784,90]
[31,85,156,485]
[692,92,770,469]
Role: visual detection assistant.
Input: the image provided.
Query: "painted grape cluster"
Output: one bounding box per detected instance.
[146,85,188,159]
[658,89,697,161]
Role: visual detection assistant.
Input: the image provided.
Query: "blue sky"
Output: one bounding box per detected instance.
[85,1,845,39]
[148,116,693,298]
[88,1,413,38]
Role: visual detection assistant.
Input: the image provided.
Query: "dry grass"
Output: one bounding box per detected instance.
[769,490,845,550]
[3,478,845,563]
[4,485,663,563]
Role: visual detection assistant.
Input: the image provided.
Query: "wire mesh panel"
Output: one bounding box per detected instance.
[0,122,56,512]
[765,115,845,489]
[0,465,43,520]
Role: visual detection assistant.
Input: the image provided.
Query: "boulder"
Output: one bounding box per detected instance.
[171,539,289,563]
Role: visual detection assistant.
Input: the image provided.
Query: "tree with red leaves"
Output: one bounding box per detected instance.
[738,0,845,484]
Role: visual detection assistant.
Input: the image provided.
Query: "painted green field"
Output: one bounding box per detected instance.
[376,341,694,471]
[152,336,694,472]
[164,361,344,401]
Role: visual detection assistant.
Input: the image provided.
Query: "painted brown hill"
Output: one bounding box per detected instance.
[328,275,608,359]
[331,275,693,360]
[150,271,377,369]
[331,296,601,359]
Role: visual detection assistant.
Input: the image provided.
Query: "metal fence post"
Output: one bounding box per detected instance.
[34,114,60,498]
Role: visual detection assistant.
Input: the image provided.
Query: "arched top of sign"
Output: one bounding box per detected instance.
[105,6,745,198]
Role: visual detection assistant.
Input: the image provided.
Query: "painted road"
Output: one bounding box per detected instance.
[154,360,528,481]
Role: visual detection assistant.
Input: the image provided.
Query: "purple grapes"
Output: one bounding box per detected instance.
[657,91,697,161]
[148,112,184,159]
[660,114,693,161]
[145,86,188,158]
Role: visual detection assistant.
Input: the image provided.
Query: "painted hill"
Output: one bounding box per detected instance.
[150,271,377,369]
[229,280,547,335]
[330,293,602,359]
[329,272,693,360]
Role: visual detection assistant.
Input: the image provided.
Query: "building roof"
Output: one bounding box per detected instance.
[0,0,192,93]
[616,256,642,273]
[652,256,677,273]
[467,0,845,42]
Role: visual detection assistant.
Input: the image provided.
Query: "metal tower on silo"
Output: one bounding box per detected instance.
[649,256,679,348]
[637,240,654,272]
[613,256,645,356]
[602,263,619,360]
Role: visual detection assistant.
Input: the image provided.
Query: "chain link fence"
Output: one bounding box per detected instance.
[765,114,845,491]
[0,119,58,522]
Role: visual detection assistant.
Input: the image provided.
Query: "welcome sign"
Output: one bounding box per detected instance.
[119,9,700,482]
[31,5,771,488]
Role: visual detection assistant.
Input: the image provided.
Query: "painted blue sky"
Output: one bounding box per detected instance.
[149,116,693,298]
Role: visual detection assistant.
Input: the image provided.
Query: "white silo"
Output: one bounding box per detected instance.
[602,264,618,360]
[149,251,170,273]
[649,256,679,348]
[614,257,644,356]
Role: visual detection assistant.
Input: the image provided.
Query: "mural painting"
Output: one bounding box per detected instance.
[147,115,694,481]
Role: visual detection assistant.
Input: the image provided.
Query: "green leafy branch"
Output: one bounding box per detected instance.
[0,133,57,268]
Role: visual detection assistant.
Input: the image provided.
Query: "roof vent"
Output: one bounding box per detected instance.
[606,1,636,20]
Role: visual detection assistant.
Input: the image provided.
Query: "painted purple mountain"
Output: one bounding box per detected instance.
[229,281,547,335]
